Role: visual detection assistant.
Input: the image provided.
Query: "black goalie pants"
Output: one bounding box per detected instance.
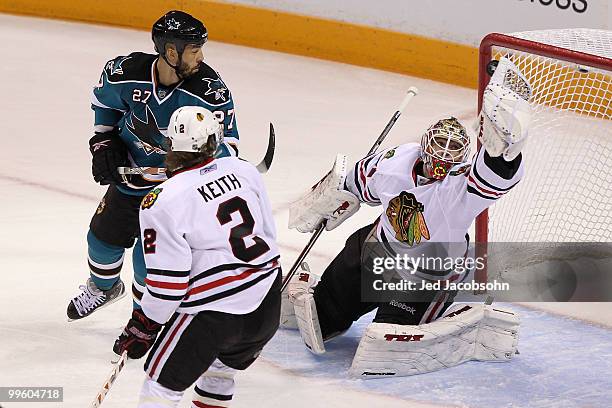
[313,223,454,339]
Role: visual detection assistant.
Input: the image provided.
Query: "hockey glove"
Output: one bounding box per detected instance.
[479,57,532,161]
[288,154,360,233]
[89,130,128,185]
[113,309,162,359]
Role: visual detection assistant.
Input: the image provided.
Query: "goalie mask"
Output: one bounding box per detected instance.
[420,117,470,179]
[167,106,223,155]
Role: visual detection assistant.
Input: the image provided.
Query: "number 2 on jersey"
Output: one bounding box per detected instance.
[217,196,270,262]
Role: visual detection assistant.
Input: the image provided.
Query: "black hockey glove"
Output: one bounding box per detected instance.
[89,130,128,185]
[113,309,162,359]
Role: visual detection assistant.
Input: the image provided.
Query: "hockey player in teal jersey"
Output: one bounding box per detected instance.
[67,10,239,321]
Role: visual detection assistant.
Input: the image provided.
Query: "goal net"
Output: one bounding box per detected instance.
[475,29,612,276]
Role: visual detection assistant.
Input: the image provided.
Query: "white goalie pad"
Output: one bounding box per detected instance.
[288,154,360,233]
[480,57,533,161]
[280,263,316,329]
[287,267,325,354]
[349,304,520,378]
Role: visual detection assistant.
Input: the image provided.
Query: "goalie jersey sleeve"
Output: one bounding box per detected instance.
[139,157,280,324]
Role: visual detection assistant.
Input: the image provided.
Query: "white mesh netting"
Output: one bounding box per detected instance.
[483,29,612,246]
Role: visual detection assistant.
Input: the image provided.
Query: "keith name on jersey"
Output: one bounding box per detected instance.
[197,173,241,202]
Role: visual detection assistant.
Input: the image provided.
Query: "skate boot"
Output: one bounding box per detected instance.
[67,278,126,321]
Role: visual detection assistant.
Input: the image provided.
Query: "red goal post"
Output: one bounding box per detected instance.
[474,30,612,285]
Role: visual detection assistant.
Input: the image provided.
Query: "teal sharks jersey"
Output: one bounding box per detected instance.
[91,52,239,195]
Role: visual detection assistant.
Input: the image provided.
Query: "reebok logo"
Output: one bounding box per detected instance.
[92,141,109,152]
[383,334,424,342]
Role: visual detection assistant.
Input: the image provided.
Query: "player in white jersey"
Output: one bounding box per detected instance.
[113,106,281,407]
[286,58,530,376]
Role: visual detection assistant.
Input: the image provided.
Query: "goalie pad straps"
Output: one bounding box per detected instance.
[288,268,325,354]
[288,154,360,233]
[349,304,520,378]
[480,57,533,161]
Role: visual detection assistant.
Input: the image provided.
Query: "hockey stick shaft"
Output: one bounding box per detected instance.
[90,351,127,408]
[281,87,419,292]
[117,122,275,177]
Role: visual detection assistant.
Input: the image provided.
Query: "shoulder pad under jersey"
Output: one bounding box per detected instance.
[180,62,232,106]
[103,52,156,83]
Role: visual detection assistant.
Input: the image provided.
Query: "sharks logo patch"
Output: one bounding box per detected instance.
[202,78,228,102]
[105,56,132,76]
[126,105,167,155]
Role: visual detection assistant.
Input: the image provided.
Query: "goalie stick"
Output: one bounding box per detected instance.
[118,122,276,179]
[281,87,419,292]
[89,351,127,408]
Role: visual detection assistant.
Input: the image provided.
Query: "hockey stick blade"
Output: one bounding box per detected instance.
[90,351,127,408]
[256,123,276,173]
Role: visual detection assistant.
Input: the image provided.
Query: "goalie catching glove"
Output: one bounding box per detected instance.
[479,57,533,161]
[288,154,360,233]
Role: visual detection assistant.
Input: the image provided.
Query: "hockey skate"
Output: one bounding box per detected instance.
[67,278,126,321]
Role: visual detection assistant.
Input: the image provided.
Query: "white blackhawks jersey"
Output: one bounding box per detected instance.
[138,157,280,324]
[345,143,524,282]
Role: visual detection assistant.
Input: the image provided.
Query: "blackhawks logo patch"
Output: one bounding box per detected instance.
[384,148,396,159]
[141,188,163,210]
[386,192,430,246]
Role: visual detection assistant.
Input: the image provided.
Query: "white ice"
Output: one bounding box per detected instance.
[0,13,610,408]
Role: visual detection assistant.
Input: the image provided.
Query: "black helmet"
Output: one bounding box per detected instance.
[152,10,207,56]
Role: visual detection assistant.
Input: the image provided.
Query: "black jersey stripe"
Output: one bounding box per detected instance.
[467,185,497,200]
[353,161,366,200]
[147,269,190,278]
[194,386,233,401]
[181,268,279,308]
[189,256,280,284]
[146,288,185,301]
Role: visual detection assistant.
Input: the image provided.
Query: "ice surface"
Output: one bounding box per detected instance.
[0,13,610,407]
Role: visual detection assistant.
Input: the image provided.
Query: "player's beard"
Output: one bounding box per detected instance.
[177,60,200,80]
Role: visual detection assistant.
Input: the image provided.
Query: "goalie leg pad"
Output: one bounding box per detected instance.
[288,267,325,354]
[280,263,317,329]
[293,292,325,354]
[349,304,519,378]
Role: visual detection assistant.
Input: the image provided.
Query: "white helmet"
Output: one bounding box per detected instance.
[420,117,470,179]
[167,106,223,154]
